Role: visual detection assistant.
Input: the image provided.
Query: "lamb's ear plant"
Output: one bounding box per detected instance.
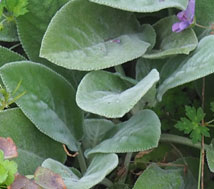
[1,0,214,188]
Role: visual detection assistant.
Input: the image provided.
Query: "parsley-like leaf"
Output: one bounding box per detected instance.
[0,150,17,187]
[175,106,209,143]
[5,0,29,17]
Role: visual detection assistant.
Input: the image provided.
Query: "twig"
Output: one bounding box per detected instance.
[195,23,210,29]
[154,162,186,168]
[63,144,79,157]
[9,43,21,50]
[200,77,206,189]
[119,152,133,183]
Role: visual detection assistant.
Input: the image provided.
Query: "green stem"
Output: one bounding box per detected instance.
[198,148,202,189]
[101,178,114,187]
[195,23,209,29]
[114,65,125,76]
[160,134,208,150]
[200,77,206,189]
[119,152,133,183]
[0,18,7,27]
[9,43,21,50]
[77,146,87,174]
[206,119,214,125]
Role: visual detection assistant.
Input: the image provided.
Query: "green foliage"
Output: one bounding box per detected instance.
[0,46,25,69]
[0,108,66,175]
[0,0,214,188]
[4,0,29,17]
[210,102,214,113]
[133,164,184,189]
[206,139,214,173]
[76,70,159,118]
[195,0,214,35]
[175,106,210,143]
[89,0,188,12]
[0,81,26,110]
[83,119,115,150]
[157,35,214,101]
[0,1,5,17]
[86,110,161,156]
[0,17,18,41]
[16,0,68,63]
[0,0,28,31]
[143,16,198,59]
[0,61,83,152]
[0,150,17,187]
[41,155,119,189]
[133,144,170,169]
[40,0,152,71]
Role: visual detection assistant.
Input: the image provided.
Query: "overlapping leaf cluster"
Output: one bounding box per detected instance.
[1,0,214,188]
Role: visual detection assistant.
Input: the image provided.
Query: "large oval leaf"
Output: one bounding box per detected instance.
[42,154,118,189]
[143,16,198,59]
[133,164,184,189]
[86,110,161,156]
[157,35,214,101]
[0,108,66,175]
[89,0,188,13]
[40,0,151,71]
[0,61,83,151]
[76,69,159,118]
[16,0,68,62]
[16,0,86,89]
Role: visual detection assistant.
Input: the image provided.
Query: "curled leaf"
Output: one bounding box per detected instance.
[8,174,40,189]
[0,137,18,159]
[34,167,66,189]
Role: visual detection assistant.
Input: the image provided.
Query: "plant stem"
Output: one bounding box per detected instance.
[9,43,21,50]
[152,162,186,168]
[114,65,125,76]
[77,146,87,174]
[200,77,206,189]
[207,124,214,127]
[160,134,209,150]
[119,152,133,183]
[198,148,202,189]
[205,119,214,125]
[195,23,210,29]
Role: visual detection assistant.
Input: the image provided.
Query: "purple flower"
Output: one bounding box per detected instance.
[172,0,195,33]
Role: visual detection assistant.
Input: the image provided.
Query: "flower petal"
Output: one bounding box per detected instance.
[173,0,195,33]
[172,21,190,33]
[177,11,186,21]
